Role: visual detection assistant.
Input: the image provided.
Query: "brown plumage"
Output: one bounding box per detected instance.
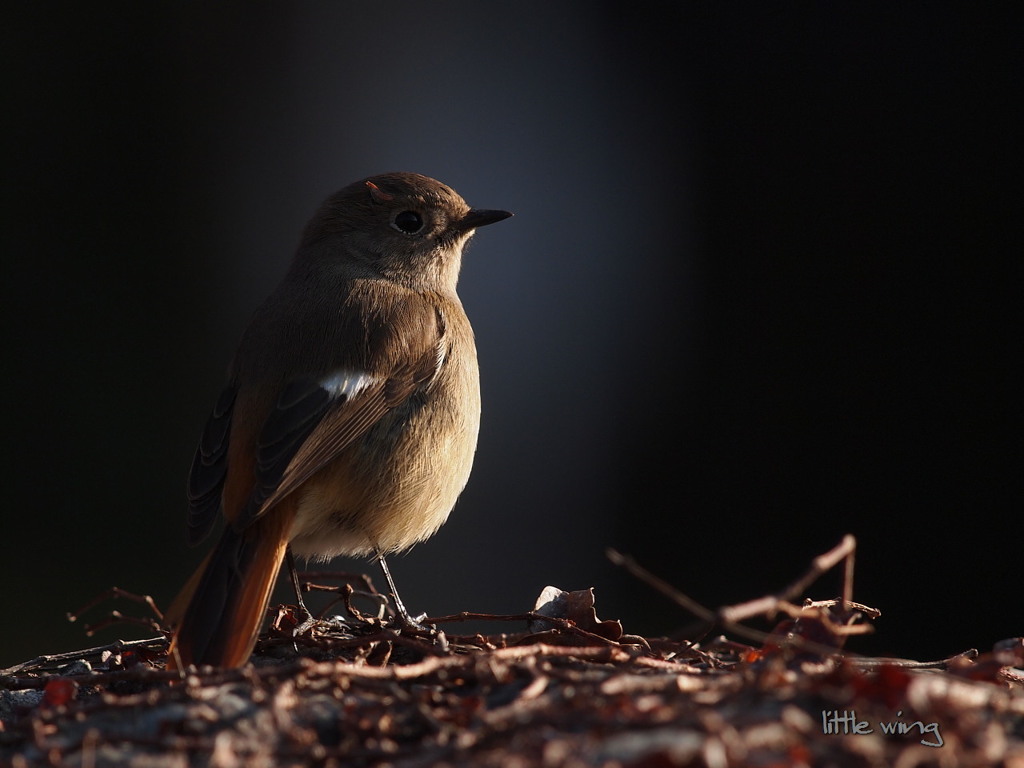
[165,173,511,669]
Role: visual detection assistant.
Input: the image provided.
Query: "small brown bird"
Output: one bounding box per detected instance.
[165,172,511,669]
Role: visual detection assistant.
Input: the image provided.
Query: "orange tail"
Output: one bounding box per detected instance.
[166,505,295,670]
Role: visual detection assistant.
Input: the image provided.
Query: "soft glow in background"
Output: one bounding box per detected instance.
[3,5,1019,667]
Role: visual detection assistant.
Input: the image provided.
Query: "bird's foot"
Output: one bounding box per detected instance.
[391,610,432,633]
[292,609,351,638]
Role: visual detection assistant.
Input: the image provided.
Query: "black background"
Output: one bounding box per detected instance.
[3,5,1020,667]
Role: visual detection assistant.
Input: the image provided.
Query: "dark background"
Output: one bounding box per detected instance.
[3,5,1019,667]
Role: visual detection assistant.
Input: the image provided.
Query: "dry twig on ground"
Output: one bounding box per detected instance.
[2,537,1022,767]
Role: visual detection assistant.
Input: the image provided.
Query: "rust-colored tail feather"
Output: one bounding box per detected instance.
[166,506,294,670]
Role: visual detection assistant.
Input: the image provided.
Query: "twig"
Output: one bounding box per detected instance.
[719,535,857,624]
[67,587,166,637]
[608,535,872,655]
[0,637,168,681]
[68,587,165,624]
[851,649,979,669]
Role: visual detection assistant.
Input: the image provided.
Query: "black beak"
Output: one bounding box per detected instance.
[460,209,513,231]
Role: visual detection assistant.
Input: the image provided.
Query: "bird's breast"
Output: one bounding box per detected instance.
[288,328,480,559]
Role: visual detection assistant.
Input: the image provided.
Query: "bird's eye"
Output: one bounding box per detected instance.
[392,210,424,234]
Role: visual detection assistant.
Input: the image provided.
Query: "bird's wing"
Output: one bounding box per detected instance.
[234,296,444,530]
[186,386,237,545]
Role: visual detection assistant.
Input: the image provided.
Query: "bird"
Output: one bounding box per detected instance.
[164,172,511,669]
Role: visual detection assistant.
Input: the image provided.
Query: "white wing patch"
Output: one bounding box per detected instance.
[319,369,376,400]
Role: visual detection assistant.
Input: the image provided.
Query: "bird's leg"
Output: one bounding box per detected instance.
[377,553,430,630]
[284,547,351,640]
[286,547,312,618]
[286,546,321,636]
